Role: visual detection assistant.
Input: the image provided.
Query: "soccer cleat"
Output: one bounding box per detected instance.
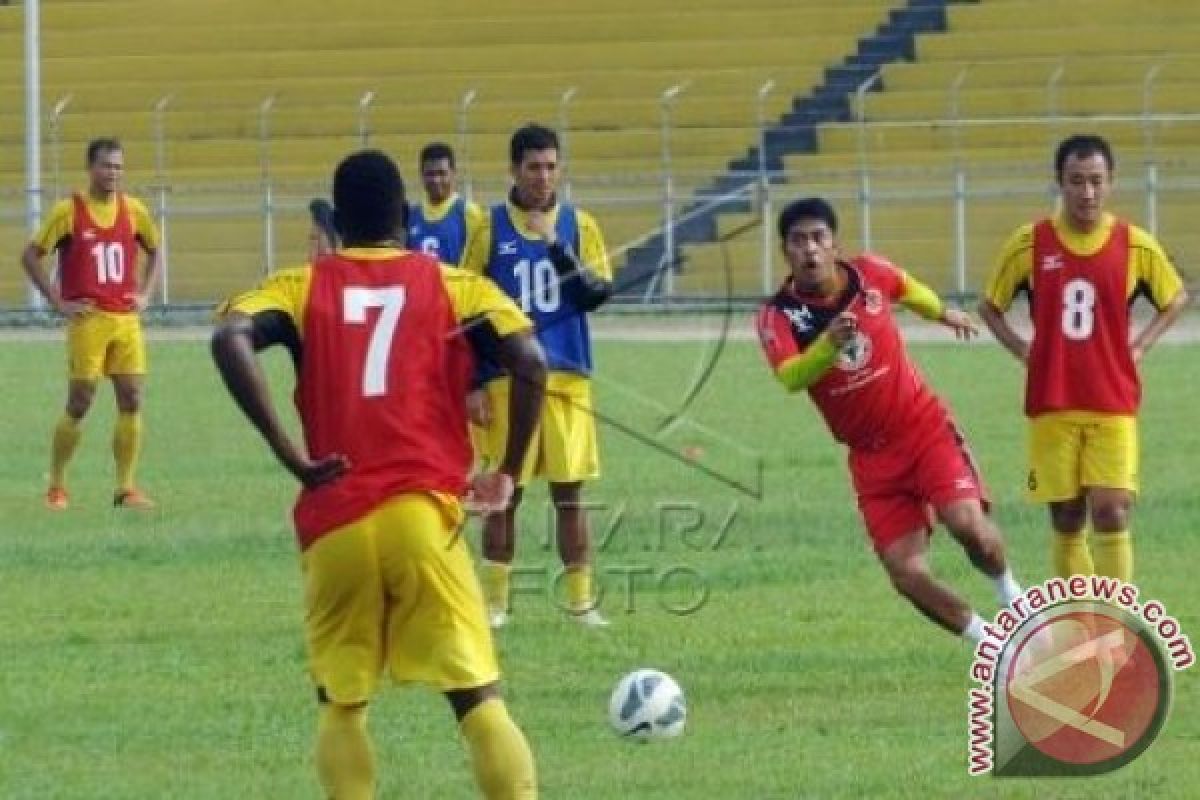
[488,608,510,630]
[569,608,610,628]
[114,488,156,510]
[45,486,69,511]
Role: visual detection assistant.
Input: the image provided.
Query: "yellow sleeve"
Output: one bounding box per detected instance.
[459,209,492,276]
[127,196,161,250]
[1129,227,1185,309]
[440,266,532,337]
[897,270,945,321]
[983,224,1034,311]
[30,199,74,253]
[215,266,312,329]
[774,335,839,392]
[577,210,612,281]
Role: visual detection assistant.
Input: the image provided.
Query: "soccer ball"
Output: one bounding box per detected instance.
[608,669,686,741]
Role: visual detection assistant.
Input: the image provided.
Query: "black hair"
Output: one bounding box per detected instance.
[419,141,456,169]
[87,137,122,166]
[777,197,838,240]
[1054,134,1114,178]
[331,150,407,244]
[509,123,559,165]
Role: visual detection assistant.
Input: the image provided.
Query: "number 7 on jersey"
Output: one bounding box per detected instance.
[343,286,406,397]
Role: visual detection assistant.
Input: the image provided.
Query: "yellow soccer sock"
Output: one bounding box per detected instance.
[315,704,375,800]
[1092,530,1133,583]
[50,414,83,488]
[460,697,537,800]
[482,560,512,612]
[1052,529,1095,578]
[112,412,143,491]
[564,564,594,613]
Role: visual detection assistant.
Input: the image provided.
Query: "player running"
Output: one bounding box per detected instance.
[756,197,1023,645]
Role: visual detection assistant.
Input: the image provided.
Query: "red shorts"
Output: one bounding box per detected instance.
[848,416,988,554]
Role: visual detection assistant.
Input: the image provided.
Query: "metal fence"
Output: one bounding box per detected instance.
[4,83,1199,309]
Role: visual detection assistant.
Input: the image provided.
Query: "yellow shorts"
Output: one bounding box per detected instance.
[472,373,600,487]
[1026,411,1139,503]
[66,310,146,381]
[300,493,498,705]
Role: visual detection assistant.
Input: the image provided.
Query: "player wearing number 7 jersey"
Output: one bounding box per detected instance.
[460,123,614,628]
[21,137,162,511]
[979,134,1189,583]
[213,150,545,799]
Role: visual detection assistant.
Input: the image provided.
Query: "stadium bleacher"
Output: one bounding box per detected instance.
[1,0,1197,304]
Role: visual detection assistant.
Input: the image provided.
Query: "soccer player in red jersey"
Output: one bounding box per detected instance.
[756,197,1024,645]
[212,151,545,799]
[980,135,1188,583]
[21,138,161,510]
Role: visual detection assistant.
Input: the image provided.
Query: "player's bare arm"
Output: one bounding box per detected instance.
[20,243,90,317]
[526,210,612,311]
[977,300,1030,364]
[1131,287,1191,363]
[133,244,162,312]
[211,310,348,488]
[465,327,546,511]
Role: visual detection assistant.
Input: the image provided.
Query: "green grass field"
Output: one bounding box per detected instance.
[1,333,1196,799]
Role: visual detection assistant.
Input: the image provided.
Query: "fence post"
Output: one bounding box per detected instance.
[558,87,578,201]
[756,78,775,295]
[152,94,172,305]
[1141,61,1165,236]
[949,65,971,298]
[854,70,882,252]
[660,83,686,302]
[457,88,478,202]
[258,95,276,275]
[24,0,43,309]
[357,90,375,148]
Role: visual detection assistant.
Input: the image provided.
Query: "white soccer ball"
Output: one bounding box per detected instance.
[608,668,686,741]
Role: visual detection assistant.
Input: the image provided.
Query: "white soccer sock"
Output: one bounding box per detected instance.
[962,613,987,645]
[992,569,1022,608]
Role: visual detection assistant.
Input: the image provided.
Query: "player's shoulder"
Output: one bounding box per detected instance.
[122,193,153,216]
[1124,221,1167,253]
[1003,221,1037,248]
[464,199,487,220]
[573,206,602,230]
[47,196,74,217]
[850,252,906,289]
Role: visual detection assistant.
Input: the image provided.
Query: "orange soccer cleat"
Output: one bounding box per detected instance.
[113,488,156,510]
[45,486,69,511]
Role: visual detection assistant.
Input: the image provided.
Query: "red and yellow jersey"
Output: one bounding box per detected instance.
[32,192,160,312]
[756,254,948,450]
[220,247,531,548]
[984,214,1184,415]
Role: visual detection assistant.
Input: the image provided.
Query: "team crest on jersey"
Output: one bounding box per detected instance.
[498,240,519,255]
[81,229,97,241]
[864,289,884,315]
[836,331,872,372]
[784,305,814,333]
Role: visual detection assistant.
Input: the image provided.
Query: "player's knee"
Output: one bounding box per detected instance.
[886,561,930,600]
[1091,500,1131,532]
[1049,499,1087,533]
[115,384,143,412]
[66,385,97,417]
